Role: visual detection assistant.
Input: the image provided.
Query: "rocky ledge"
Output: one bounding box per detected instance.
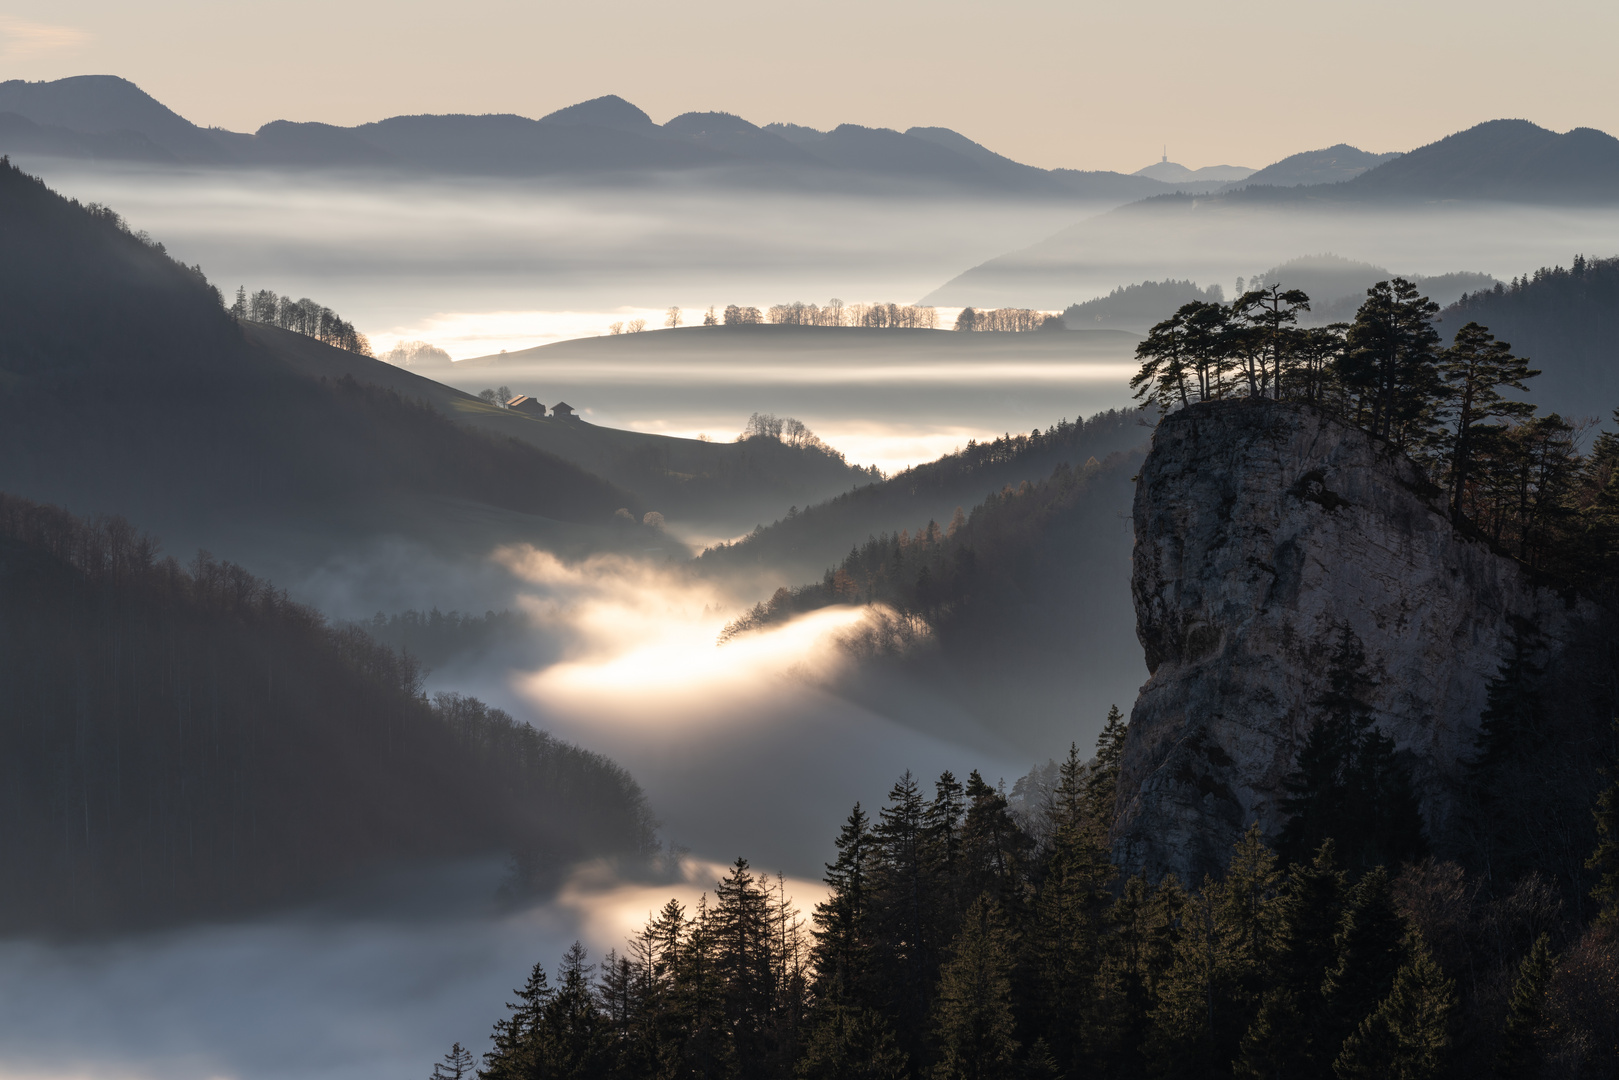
[1113,398,1590,882]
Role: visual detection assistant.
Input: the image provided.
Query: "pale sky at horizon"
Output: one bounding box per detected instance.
[1,0,1615,173]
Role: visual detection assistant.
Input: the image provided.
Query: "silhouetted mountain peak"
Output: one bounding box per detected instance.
[1134,160,1254,183]
[1348,118,1619,200]
[903,126,1019,168]
[663,111,760,136]
[249,120,397,166]
[1227,143,1400,189]
[0,74,224,161]
[662,111,814,163]
[763,122,828,144]
[539,94,654,130]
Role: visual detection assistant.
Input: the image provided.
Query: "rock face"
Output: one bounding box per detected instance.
[1113,399,1589,882]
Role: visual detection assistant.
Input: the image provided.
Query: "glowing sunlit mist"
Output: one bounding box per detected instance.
[495,546,877,727]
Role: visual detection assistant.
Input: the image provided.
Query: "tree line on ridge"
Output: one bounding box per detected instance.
[445,690,1619,1078]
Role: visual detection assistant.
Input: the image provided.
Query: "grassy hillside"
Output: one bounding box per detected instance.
[257,322,881,524]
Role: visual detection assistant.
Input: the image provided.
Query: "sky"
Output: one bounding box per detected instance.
[3,0,1618,172]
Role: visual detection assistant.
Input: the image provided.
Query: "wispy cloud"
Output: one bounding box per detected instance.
[0,17,90,61]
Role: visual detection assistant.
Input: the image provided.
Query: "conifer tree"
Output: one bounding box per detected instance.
[1337,279,1442,447]
[1132,306,1196,410]
[1332,933,1456,1080]
[1471,632,1547,776]
[1493,933,1553,1078]
[926,772,967,935]
[675,893,732,1078]
[1320,866,1406,1056]
[1231,284,1311,398]
[796,1004,909,1080]
[959,770,1029,911]
[714,859,776,1071]
[431,1042,475,1080]
[597,948,654,1080]
[538,942,611,1078]
[1278,626,1426,874]
[931,896,1019,1080]
[1236,842,1347,1077]
[481,962,554,1080]
[1436,322,1538,523]
[1089,875,1185,1077]
[1149,825,1281,1078]
[812,804,875,1007]
[1087,705,1129,828]
[1591,751,1619,924]
[1022,1038,1061,1080]
[1032,743,1111,1071]
[873,772,937,1067]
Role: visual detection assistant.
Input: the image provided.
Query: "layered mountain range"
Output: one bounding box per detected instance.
[0,75,1200,196]
[928,119,1619,308]
[0,75,1410,200]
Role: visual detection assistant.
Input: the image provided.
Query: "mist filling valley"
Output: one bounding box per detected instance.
[6,76,1619,1079]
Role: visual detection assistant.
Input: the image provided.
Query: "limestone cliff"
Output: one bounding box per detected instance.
[1113,398,1590,882]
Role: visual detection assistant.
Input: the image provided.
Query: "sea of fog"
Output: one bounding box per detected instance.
[438,331,1144,477]
[15,157,1155,474]
[13,154,1611,1080]
[0,538,1038,1080]
[12,157,1102,355]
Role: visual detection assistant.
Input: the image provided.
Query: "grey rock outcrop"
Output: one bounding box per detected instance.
[1113,398,1590,882]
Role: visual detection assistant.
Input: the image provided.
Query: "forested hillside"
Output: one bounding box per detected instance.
[0,160,637,550]
[713,443,1145,750]
[1441,255,1619,420]
[1062,280,1224,332]
[0,495,656,933]
[455,717,1619,1078]
[697,408,1147,581]
[521,272,1619,1078]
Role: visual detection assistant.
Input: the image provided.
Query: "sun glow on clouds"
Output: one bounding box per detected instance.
[371,309,678,360]
[487,544,1025,882]
[494,545,870,722]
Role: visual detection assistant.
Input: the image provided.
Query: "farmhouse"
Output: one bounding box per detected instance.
[506,395,546,417]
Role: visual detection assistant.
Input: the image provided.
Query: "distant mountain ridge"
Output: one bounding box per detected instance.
[1133,159,1254,183]
[926,119,1619,308]
[1220,143,1401,190]
[0,76,1233,198]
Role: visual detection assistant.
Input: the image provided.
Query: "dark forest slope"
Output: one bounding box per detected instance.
[1344,119,1619,202]
[0,162,636,552]
[0,494,656,934]
[697,407,1149,581]
[1440,254,1619,420]
[708,437,1150,751]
